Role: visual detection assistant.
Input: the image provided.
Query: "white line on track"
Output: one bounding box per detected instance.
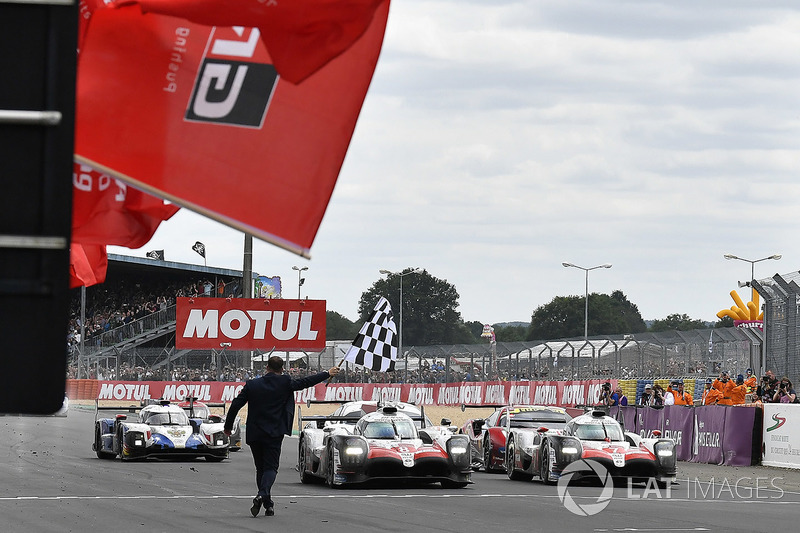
[0,493,797,503]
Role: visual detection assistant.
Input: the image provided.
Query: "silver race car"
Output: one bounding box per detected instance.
[93,400,229,461]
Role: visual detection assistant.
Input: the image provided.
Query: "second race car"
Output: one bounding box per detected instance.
[505,408,677,487]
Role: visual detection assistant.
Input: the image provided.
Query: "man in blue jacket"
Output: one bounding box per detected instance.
[224,356,339,517]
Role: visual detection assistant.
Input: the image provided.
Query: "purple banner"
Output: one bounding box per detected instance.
[612,406,639,433]
[692,406,726,465]
[663,406,694,461]
[721,406,757,466]
[638,406,665,438]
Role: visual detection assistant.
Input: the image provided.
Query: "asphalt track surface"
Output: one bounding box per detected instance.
[1,407,799,533]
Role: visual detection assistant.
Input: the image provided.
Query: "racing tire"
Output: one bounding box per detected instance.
[505,438,533,481]
[94,426,115,460]
[440,480,469,489]
[298,438,315,484]
[483,436,501,473]
[116,427,125,461]
[325,445,341,489]
[539,441,555,485]
[656,479,669,489]
[205,455,226,462]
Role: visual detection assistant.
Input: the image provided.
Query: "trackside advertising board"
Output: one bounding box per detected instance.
[176,297,326,351]
[762,403,800,469]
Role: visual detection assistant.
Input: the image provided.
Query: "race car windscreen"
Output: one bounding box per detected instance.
[362,420,417,440]
[574,422,624,441]
[145,411,191,426]
[509,410,569,428]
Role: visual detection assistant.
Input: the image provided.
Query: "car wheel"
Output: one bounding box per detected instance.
[506,438,532,481]
[299,438,314,484]
[325,445,339,489]
[656,479,669,489]
[540,441,555,485]
[483,436,499,472]
[94,425,114,459]
[116,428,125,460]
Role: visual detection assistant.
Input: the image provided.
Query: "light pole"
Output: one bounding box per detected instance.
[379,268,422,378]
[292,265,308,299]
[562,262,612,342]
[723,253,781,303]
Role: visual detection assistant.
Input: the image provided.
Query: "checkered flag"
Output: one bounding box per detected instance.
[343,297,398,372]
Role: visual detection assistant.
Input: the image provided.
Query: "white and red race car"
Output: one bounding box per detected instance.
[297,403,472,488]
[505,408,677,487]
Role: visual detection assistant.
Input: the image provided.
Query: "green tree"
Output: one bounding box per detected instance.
[714,315,735,328]
[526,291,646,341]
[464,320,485,340]
[649,313,708,332]
[326,310,359,341]
[358,268,471,346]
[493,324,527,342]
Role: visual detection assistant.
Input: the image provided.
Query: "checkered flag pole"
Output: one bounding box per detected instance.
[342,297,398,372]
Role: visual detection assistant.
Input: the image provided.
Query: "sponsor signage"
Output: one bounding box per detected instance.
[763,403,800,469]
[176,297,326,350]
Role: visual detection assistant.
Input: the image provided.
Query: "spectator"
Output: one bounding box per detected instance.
[610,385,628,406]
[743,368,757,393]
[638,384,654,406]
[663,381,678,406]
[773,377,797,404]
[598,382,613,406]
[713,371,735,406]
[651,384,666,408]
[729,374,748,405]
[670,380,693,405]
[757,375,778,404]
[702,378,723,405]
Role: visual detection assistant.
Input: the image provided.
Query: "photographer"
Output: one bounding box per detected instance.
[611,385,628,406]
[757,375,778,403]
[773,377,797,404]
[651,384,666,408]
[598,382,613,406]
[713,371,735,406]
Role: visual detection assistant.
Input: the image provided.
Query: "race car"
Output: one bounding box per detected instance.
[504,408,677,487]
[298,400,434,430]
[297,403,472,488]
[178,397,242,451]
[92,400,229,461]
[461,404,572,472]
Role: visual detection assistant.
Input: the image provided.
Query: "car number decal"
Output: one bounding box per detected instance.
[611,452,625,467]
[400,452,414,467]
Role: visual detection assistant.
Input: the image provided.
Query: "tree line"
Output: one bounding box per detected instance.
[325,268,734,344]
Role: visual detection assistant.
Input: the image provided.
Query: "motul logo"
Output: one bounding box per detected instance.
[183,309,318,341]
[176,297,326,350]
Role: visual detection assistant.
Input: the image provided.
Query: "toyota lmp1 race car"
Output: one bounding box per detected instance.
[297,402,472,488]
[178,397,242,451]
[461,404,572,472]
[505,409,677,487]
[92,400,230,461]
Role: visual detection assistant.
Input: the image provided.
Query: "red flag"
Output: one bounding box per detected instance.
[75,2,390,257]
[72,162,180,248]
[69,243,108,288]
[112,0,386,84]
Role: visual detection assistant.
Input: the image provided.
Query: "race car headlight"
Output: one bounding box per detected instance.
[127,431,146,447]
[654,440,676,468]
[657,449,673,457]
[559,438,582,459]
[449,446,468,454]
[345,446,365,455]
[210,432,228,446]
[562,446,579,454]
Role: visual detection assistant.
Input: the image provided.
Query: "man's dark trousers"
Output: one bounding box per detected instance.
[250,436,283,507]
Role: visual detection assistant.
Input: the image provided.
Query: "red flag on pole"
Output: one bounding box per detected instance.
[75,1,390,257]
[69,243,108,288]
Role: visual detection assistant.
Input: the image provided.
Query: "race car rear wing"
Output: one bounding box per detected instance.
[460,403,505,412]
[93,399,141,421]
[297,405,428,431]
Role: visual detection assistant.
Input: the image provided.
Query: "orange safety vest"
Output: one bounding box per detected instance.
[744,376,757,393]
[674,391,693,405]
[713,379,734,406]
[729,384,747,405]
[702,387,723,405]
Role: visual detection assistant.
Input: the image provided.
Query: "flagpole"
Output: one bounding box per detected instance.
[325,358,345,387]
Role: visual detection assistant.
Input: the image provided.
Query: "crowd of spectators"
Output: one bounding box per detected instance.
[67,278,239,348]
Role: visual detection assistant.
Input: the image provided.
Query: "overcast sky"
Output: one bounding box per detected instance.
[110,0,800,325]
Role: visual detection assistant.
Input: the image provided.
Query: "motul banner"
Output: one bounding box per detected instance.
[176,297,326,350]
[93,379,615,406]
